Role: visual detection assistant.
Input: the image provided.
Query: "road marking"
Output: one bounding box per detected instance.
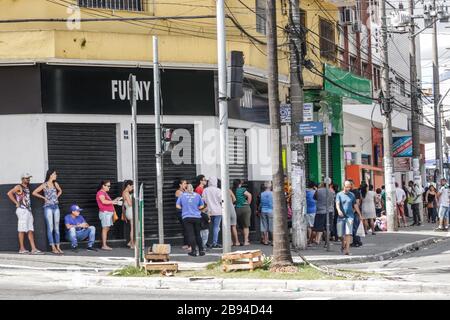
[296,297,334,300]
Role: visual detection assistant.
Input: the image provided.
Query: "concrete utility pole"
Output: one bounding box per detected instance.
[129,74,141,268]
[381,0,397,231]
[409,0,422,187]
[153,36,164,244]
[266,0,293,266]
[288,0,308,250]
[216,0,232,254]
[432,0,443,182]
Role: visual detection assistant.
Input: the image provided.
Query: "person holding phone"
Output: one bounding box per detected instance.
[96,180,120,251]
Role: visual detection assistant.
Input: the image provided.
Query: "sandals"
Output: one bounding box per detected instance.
[101,246,113,251]
[31,250,44,255]
[18,250,29,254]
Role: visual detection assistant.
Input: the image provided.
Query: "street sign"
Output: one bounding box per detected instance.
[304,136,314,144]
[303,103,314,143]
[299,122,324,136]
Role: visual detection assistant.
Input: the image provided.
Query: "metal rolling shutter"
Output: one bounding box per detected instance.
[320,135,334,183]
[228,128,248,183]
[47,123,120,239]
[137,124,196,239]
[304,145,310,183]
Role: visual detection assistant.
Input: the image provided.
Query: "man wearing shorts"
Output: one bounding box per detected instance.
[395,182,407,227]
[6,173,43,254]
[336,180,359,255]
[437,178,449,231]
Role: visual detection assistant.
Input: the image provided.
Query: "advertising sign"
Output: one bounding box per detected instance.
[299,122,324,136]
[393,136,413,157]
[394,157,412,172]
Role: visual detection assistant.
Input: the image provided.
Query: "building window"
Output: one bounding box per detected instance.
[397,77,406,96]
[256,0,266,35]
[240,88,253,109]
[373,66,381,91]
[362,62,369,79]
[319,18,336,61]
[349,55,358,74]
[78,0,144,11]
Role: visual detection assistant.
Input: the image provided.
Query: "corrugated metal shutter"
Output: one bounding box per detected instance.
[47,123,121,239]
[228,128,248,183]
[137,124,196,239]
[304,145,310,182]
[320,135,334,183]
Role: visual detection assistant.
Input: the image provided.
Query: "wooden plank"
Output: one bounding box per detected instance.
[150,244,171,254]
[222,250,262,260]
[144,262,178,273]
[145,253,169,262]
[223,260,263,272]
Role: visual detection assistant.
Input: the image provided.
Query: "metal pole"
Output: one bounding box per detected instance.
[381,0,396,231]
[289,0,307,250]
[325,124,330,252]
[129,74,140,268]
[153,36,164,244]
[216,0,231,253]
[433,0,443,182]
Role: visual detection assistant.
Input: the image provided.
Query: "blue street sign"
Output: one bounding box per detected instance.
[299,122,324,136]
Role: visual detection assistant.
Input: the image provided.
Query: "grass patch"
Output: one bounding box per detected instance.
[111,262,346,280]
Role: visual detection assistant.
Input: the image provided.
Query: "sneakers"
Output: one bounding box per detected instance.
[199,251,206,256]
[212,244,222,249]
[71,247,79,253]
[86,247,98,252]
[188,252,197,257]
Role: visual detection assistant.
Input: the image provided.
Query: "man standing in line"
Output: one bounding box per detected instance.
[408,180,423,226]
[336,180,360,255]
[437,178,449,231]
[395,182,407,228]
[6,173,43,254]
[349,180,363,247]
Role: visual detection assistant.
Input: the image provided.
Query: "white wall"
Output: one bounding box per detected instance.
[343,113,373,163]
[0,114,271,185]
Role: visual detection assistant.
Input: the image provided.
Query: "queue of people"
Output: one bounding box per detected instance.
[6,169,134,254]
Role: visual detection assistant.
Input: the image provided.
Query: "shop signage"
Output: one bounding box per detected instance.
[299,122,324,136]
[394,157,412,172]
[393,136,413,157]
[280,103,315,143]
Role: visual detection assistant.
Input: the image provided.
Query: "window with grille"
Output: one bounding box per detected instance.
[78,0,144,11]
[373,66,381,91]
[319,18,336,61]
[256,0,266,35]
[397,77,406,96]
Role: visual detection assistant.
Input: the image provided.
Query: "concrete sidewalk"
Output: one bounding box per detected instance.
[0,221,448,272]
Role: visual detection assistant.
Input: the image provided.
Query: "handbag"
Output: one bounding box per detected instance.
[113,209,119,223]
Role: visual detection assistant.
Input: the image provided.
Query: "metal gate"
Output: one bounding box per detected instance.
[320,135,334,184]
[228,128,248,183]
[47,123,120,240]
[137,124,196,239]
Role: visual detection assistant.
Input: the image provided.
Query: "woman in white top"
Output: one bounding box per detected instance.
[360,183,377,235]
[122,180,134,249]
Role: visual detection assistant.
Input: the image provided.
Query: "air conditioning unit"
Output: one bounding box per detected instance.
[340,7,355,25]
[352,21,362,33]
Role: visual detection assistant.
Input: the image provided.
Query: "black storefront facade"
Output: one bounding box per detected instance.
[0,63,271,251]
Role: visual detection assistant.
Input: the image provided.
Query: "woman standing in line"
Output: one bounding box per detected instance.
[360,183,377,235]
[425,185,438,224]
[217,178,240,246]
[176,184,205,257]
[32,169,63,254]
[174,178,190,251]
[259,181,273,245]
[122,180,135,249]
[96,180,121,251]
[232,179,253,246]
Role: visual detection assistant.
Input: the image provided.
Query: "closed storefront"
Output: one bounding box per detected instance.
[47,123,121,239]
[137,124,196,239]
[228,128,248,183]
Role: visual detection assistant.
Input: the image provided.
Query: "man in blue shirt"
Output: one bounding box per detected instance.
[336,181,360,255]
[64,204,97,252]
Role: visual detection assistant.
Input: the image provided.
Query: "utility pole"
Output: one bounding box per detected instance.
[266,0,293,266]
[129,74,141,268]
[408,0,423,223]
[288,0,307,250]
[216,0,232,253]
[381,0,396,231]
[153,36,164,244]
[432,0,443,182]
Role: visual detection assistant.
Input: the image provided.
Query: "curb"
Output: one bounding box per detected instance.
[307,236,443,265]
[66,276,450,295]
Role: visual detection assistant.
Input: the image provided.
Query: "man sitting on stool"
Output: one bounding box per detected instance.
[65,204,97,252]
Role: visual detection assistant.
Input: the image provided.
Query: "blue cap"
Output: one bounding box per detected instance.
[70,204,83,212]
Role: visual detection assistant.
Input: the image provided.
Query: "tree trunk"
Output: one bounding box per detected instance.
[266,0,293,267]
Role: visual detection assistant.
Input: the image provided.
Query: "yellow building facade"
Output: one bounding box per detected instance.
[0,0,339,89]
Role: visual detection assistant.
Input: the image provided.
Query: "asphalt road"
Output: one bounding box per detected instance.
[329,237,450,283]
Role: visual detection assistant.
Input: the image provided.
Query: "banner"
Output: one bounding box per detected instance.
[393,136,413,157]
[394,157,412,172]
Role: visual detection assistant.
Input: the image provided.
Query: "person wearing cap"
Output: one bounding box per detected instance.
[6,173,43,254]
[64,205,97,252]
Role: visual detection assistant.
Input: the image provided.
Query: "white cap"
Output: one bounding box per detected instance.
[21,173,32,179]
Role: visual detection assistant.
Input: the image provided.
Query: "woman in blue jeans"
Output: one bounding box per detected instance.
[32,169,63,254]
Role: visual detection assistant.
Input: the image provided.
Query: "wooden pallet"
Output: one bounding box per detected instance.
[145,253,169,262]
[143,262,178,274]
[222,250,263,272]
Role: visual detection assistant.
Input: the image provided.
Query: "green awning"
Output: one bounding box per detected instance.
[323,64,372,104]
